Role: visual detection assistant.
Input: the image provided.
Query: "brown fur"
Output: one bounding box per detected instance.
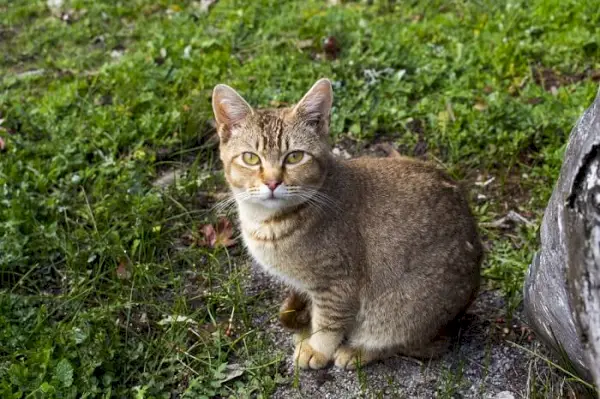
[212,79,483,370]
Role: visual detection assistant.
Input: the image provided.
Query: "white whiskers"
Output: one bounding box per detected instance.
[213,185,340,218]
[211,190,255,215]
[286,186,342,216]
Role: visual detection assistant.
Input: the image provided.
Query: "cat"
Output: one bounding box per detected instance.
[212,78,483,370]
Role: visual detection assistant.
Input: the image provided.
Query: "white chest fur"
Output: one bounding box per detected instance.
[242,229,306,291]
[238,204,306,291]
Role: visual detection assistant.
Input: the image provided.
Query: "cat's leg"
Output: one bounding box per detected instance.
[333,337,448,370]
[279,290,311,331]
[337,287,457,369]
[293,298,348,369]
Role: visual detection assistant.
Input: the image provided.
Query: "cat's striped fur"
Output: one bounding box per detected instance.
[212,79,483,370]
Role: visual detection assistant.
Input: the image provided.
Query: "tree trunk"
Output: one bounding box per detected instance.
[524,86,600,392]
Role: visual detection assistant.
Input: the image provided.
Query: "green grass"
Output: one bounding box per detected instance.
[1,0,599,397]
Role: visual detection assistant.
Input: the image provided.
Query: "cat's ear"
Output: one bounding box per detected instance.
[212,84,253,140]
[291,78,333,127]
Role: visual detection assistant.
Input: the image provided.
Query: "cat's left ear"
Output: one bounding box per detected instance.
[212,84,254,141]
[291,78,333,128]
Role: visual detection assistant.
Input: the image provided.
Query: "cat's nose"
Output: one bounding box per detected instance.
[265,180,282,191]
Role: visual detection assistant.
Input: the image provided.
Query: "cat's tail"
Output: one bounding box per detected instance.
[279,290,311,331]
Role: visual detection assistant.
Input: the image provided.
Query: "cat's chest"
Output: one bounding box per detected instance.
[241,229,306,290]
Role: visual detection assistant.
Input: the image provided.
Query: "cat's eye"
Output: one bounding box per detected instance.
[285,151,305,165]
[241,152,261,166]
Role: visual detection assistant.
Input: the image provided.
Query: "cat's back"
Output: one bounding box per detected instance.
[337,155,480,248]
[340,155,467,211]
[336,155,482,290]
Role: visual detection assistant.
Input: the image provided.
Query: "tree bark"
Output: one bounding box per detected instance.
[524,86,600,392]
[566,144,600,387]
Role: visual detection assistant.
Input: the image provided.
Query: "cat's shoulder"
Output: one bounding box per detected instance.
[339,156,462,194]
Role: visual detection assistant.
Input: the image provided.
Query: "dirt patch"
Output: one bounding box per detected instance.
[333,130,427,162]
[532,65,600,92]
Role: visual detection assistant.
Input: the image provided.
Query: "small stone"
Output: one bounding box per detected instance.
[493,391,515,399]
[332,147,351,159]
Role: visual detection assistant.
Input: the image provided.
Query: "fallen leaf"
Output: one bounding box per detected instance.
[474,176,495,187]
[219,364,245,383]
[116,259,131,280]
[481,210,534,229]
[158,315,197,326]
[473,101,488,111]
[323,36,340,59]
[198,217,236,248]
[296,39,313,49]
[200,224,217,247]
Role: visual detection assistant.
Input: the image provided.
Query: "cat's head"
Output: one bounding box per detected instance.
[212,79,334,212]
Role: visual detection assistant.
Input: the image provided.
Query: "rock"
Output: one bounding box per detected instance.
[524,85,600,389]
[332,147,352,160]
[491,391,515,399]
[152,168,184,188]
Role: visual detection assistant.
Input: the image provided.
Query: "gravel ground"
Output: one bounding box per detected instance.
[246,264,576,399]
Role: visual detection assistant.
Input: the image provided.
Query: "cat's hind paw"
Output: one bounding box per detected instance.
[334,346,375,370]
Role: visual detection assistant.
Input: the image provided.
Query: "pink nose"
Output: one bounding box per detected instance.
[265,180,282,191]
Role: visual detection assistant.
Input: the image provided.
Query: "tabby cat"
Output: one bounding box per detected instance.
[212,79,483,369]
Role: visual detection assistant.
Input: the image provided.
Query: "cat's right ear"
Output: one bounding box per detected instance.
[212,84,253,141]
[290,78,333,129]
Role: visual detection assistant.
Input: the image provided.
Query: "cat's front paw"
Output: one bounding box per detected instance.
[293,341,330,369]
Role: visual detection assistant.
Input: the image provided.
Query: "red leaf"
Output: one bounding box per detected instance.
[199,223,216,247]
[116,259,131,280]
[198,217,236,248]
[322,36,340,59]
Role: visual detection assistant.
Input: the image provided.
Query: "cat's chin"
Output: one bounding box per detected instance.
[241,197,301,213]
[258,198,288,210]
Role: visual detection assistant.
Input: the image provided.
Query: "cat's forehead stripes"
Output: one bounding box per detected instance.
[252,110,288,153]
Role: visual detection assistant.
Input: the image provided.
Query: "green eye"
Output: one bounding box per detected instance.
[285,151,305,165]
[242,152,260,166]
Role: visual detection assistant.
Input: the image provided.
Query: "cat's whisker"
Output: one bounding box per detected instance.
[212,191,255,214]
[211,197,236,214]
[293,192,329,218]
[294,188,342,215]
[285,187,336,214]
